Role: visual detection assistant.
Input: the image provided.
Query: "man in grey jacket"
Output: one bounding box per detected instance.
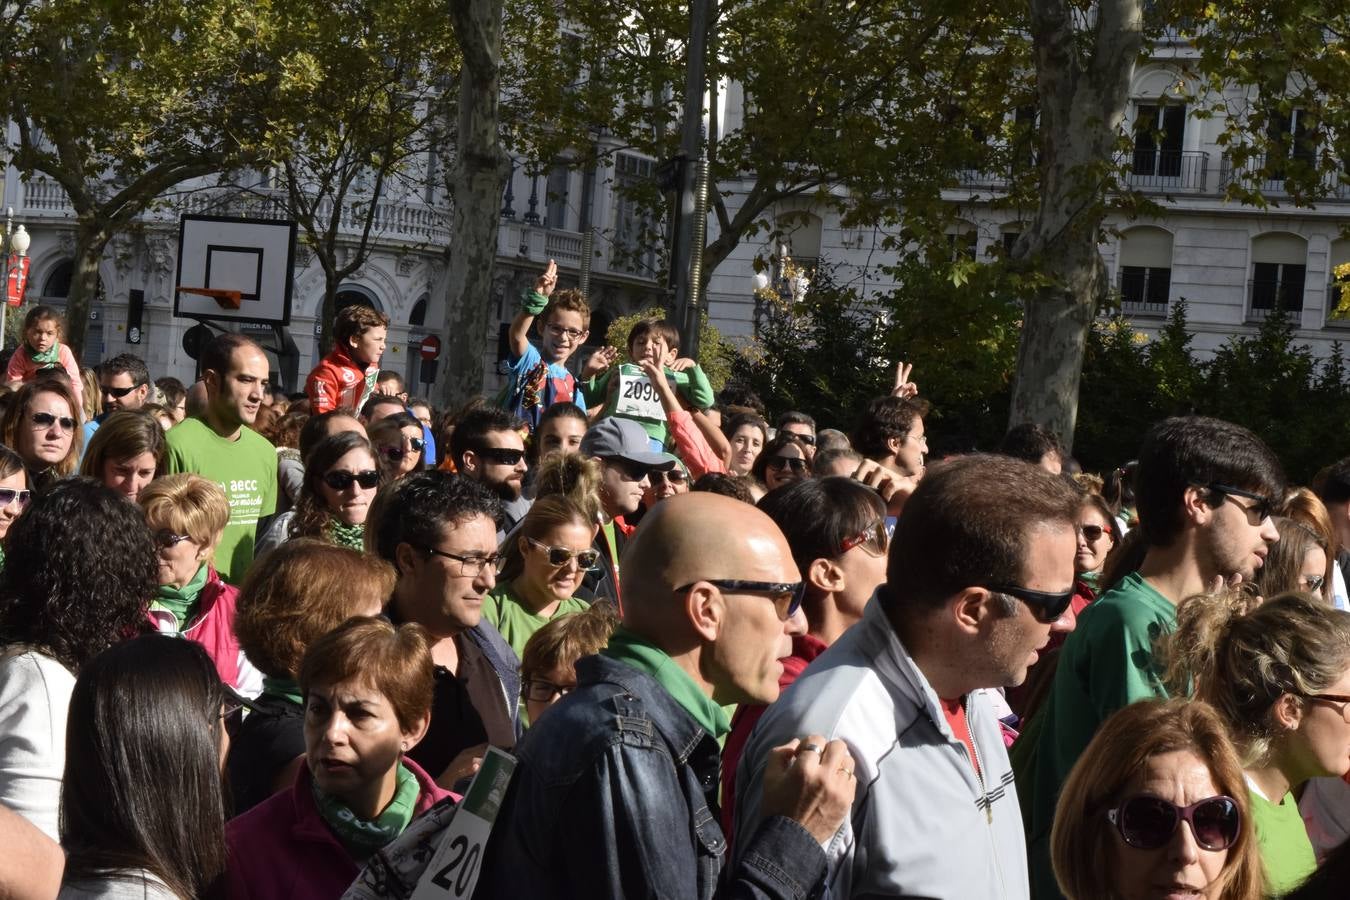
[733,454,1079,898]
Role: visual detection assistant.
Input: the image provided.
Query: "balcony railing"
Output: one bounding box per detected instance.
[1124,150,1208,192]
[1247,278,1305,323]
[1117,270,1169,318]
[1221,154,1350,200]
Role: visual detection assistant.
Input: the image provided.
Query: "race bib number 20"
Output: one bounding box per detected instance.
[409,748,517,900]
[614,366,666,422]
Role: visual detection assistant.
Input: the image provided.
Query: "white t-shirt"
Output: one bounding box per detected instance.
[0,648,76,841]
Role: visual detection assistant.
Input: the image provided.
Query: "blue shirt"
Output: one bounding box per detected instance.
[500,342,585,433]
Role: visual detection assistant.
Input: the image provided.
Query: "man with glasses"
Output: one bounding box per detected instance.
[81,353,152,448]
[640,452,690,510]
[776,411,818,461]
[734,454,1078,898]
[374,470,520,789]
[480,492,856,900]
[1015,415,1284,899]
[451,406,532,539]
[579,417,676,605]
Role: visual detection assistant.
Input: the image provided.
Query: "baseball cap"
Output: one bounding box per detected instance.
[580,418,675,468]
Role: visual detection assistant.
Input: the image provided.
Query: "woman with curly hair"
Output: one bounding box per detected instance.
[0,379,82,490]
[0,478,157,840]
[78,410,166,502]
[254,432,384,557]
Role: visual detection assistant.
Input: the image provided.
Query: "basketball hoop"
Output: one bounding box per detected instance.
[178,286,243,310]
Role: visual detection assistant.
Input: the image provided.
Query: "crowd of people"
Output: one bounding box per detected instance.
[1,265,1350,900]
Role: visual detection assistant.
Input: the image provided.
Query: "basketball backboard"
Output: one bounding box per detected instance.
[174,214,297,325]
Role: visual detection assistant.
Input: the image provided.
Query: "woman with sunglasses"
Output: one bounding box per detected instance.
[138,474,255,694]
[1254,517,1331,601]
[255,432,384,558]
[1052,698,1262,900]
[78,409,166,502]
[0,446,30,569]
[1165,590,1350,895]
[484,496,597,660]
[59,635,229,899]
[368,413,426,481]
[720,476,887,841]
[750,433,810,492]
[0,380,81,490]
[640,454,690,510]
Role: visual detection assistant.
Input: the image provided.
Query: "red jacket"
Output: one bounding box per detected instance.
[305,347,378,415]
[225,758,452,900]
[147,567,245,689]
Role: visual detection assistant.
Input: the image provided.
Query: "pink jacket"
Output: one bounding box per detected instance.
[668,407,726,478]
[147,567,244,689]
[225,758,453,900]
[5,343,83,408]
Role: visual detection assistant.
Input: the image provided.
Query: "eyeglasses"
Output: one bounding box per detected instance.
[323,469,380,491]
[649,468,688,485]
[100,383,144,398]
[380,437,425,460]
[606,458,653,482]
[984,583,1076,624]
[1301,574,1327,593]
[766,456,808,473]
[675,579,806,621]
[153,530,193,549]
[30,412,77,432]
[1302,693,1350,723]
[1077,524,1108,542]
[545,324,587,342]
[476,446,526,466]
[784,432,816,447]
[525,537,600,570]
[840,519,888,556]
[0,488,32,510]
[1107,795,1241,852]
[1201,483,1274,525]
[421,546,504,576]
[523,679,575,703]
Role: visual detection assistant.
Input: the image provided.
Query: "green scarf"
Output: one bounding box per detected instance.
[150,563,208,631]
[261,676,304,706]
[26,341,61,366]
[311,762,419,860]
[328,518,366,551]
[1080,570,1101,592]
[602,626,730,738]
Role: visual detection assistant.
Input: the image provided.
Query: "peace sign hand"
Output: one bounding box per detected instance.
[891,361,918,399]
[534,259,559,298]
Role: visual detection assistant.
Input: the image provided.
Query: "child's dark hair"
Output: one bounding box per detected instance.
[22,305,64,337]
[627,317,680,355]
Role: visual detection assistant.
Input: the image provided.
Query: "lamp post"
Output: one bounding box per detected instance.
[2,208,32,351]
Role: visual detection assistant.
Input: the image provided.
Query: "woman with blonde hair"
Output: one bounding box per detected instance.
[1254,517,1331,601]
[80,410,166,501]
[1052,698,1262,900]
[1282,487,1341,605]
[1165,591,1350,894]
[0,379,81,489]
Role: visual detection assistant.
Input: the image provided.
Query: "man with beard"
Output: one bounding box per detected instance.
[1014,415,1284,899]
[451,406,531,539]
[164,334,277,583]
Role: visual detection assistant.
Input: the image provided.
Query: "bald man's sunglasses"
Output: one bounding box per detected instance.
[676,579,805,621]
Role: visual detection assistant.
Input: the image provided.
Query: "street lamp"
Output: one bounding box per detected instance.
[2,209,32,350]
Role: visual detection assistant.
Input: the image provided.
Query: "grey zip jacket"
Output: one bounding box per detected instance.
[732,595,1030,899]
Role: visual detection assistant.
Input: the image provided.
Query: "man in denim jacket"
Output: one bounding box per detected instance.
[477,493,855,899]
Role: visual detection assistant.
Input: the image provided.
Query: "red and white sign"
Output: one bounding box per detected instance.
[6,256,29,307]
[420,334,442,360]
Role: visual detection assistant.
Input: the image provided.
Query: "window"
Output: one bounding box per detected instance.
[1120,266,1171,304]
[610,154,658,277]
[1267,108,1318,180]
[545,163,571,230]
[1117,226,1173,315]
[1251,262,1306,312]
[1132,104,1186,178]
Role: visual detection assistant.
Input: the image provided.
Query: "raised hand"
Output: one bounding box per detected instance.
[534,259,559,298]
[891,361,918,399]
[581,345,618,379]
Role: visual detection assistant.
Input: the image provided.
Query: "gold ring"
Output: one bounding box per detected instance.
[839,767,854,777]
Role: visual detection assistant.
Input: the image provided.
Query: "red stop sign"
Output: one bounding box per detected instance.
[420,335,442,360]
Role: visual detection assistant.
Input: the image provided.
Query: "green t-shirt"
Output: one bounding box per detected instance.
[1014,571,1178,900]
[482,582,590,659]
[164,417,278,585]
[585,363,714,447]
[1250,787,1317,896]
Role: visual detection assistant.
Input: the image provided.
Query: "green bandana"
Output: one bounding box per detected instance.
[261,676,303,706]
[311,762,419,860]
[328,518,366,551]
[1080,570,1101,591]
[602,626,731,739]
[149,563,208,631]
[26,341,60,366]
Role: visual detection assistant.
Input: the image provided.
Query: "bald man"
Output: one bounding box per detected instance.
[477,493,856,900]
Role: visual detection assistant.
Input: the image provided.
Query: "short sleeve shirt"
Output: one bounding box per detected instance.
[502,342,585,433]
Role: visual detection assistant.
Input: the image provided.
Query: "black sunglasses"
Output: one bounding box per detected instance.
[0,488,32,509]
[476,446,526,466]
[1077,524,1107,541]
[766,456,808,472]
[323,469,380,491]
[31,411,77,432]
[153,530,192,549]
[675,579,805,621]
[785,432,816,446]
[381,438,425,460]
[101,383,144,398]
[523,679,575,703]
[1107,795,1241,852]
[984,583,1075,624]
[1200,482,1274,524]
[649,468,688,485]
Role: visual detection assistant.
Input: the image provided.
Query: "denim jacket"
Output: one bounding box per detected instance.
[476,654,827,900]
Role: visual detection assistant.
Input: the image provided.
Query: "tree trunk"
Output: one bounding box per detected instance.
[1011,0,1143,454]
[64,229,110,361]
[436,0,509,408]
[318,264,341,357]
